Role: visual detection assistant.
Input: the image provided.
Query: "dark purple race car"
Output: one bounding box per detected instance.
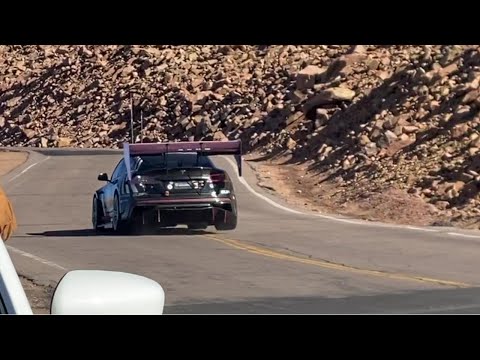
[91,140,242,234]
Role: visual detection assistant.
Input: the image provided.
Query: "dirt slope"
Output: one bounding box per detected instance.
[1,45,480,227]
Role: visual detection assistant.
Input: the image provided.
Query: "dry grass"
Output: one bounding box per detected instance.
[0,151,28,177]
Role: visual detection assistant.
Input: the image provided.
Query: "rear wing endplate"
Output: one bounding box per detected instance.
[123,140,243,181]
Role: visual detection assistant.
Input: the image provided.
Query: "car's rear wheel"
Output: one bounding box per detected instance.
[127,209,145,235]
[214,211,237,231]
[92,196,107,233]
[112,193,127,234]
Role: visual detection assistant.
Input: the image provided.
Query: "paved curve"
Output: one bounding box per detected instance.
[4,148,480,314]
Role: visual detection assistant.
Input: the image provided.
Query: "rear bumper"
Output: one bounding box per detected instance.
[129,197,234,226]
[134,197,231,209]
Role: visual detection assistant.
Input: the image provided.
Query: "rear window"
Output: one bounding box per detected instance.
[136,153,213,172]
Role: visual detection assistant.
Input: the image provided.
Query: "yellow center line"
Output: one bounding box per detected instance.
[202,234,471,288]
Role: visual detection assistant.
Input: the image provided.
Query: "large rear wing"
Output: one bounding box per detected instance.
[123,140,243,181]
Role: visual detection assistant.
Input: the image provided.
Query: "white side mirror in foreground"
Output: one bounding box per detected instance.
[50,270,165,315]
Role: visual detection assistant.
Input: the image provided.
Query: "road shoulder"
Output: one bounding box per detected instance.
[0,150,28,177]
[0,149,53,314]
[244,152,475,230]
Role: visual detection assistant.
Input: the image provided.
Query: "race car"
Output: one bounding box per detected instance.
[91,140,242,234]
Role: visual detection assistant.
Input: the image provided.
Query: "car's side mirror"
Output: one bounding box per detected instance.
[97,173,109,181]
[50,270,165,315]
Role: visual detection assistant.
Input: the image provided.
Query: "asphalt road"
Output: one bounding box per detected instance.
[4,148,480,314]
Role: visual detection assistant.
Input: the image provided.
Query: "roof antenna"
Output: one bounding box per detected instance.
[165,143,169,177]
[197,141,204,167]
[140,110,144,143]
[130,92,135,144]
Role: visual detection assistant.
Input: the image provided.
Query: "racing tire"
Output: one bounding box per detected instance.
[214,212,237,231]
[92,196,107,233]
[112,193,129,235]
[125,209,145,235]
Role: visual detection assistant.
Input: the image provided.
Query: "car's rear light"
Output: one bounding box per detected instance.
[210,173,225,184]
[130,175,164,195]
[130,176,146,194]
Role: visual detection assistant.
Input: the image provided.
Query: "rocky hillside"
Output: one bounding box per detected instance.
[1,45,480,227]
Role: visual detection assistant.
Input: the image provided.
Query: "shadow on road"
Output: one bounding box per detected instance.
[164,286,480,314]
[28,228,217,237]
